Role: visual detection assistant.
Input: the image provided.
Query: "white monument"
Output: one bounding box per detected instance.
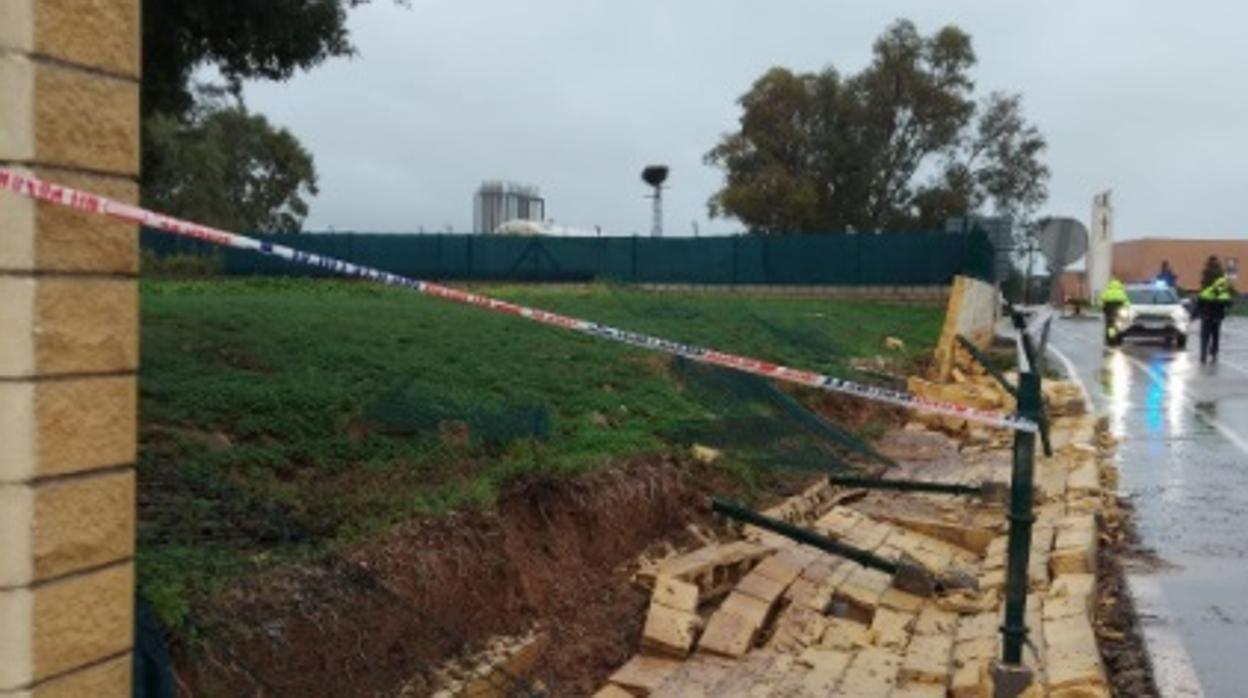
[1087,190,1114,303]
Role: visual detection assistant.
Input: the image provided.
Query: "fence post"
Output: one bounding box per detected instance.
[631,235,639,281]
[992,369,1041,695]
[855,233,864,285]
[731,234,739,287]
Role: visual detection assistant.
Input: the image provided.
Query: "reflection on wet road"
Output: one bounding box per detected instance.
[1051,317,1248,698]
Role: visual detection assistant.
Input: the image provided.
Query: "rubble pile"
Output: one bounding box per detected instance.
[594,377,1118,698]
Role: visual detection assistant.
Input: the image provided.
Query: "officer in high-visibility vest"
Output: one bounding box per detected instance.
[1198,275,1234,363]
[1100,278,1130,345]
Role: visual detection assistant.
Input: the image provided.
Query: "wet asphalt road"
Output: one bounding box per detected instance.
[1048,315,1248,698]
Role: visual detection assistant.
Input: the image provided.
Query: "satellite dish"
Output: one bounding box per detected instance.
[1036,217,1089,270]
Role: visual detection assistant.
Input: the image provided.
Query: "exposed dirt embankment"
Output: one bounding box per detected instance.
[173,457,802,696]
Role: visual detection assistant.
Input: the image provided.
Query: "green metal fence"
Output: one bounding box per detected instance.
[141,228,997,285]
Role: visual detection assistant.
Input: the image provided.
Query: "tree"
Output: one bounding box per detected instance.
[141,0,396,119]
[706,20,1049,234]
[140,1,403,230]
[143,97,318,233]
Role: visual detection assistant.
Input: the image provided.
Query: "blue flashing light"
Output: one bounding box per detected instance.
[1153,278,1168,289]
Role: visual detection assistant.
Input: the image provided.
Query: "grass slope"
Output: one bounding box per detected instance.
[138,279,941,626]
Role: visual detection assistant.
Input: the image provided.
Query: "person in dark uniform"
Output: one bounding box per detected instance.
[1157,260,1178,288]
[1198,274,1234,363]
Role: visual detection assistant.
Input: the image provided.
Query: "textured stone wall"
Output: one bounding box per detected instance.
[0,1,140,695]
[933,275,1000,382]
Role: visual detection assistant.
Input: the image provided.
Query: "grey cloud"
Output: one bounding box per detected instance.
[244,0,1248,238]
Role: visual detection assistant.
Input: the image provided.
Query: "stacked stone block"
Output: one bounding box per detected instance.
[0,1,140,695]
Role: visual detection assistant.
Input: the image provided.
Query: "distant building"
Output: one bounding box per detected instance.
[1113,238,1246,291]
[1053,237,1245,302]
[473,181,545,234]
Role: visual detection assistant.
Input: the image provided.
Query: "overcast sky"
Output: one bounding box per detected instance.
[243,1,1246,239]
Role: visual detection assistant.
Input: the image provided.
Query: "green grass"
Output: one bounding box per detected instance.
[137,279,942,628]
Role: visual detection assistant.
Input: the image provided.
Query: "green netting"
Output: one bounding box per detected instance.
[666,357,889,474]
[363,384,551,446]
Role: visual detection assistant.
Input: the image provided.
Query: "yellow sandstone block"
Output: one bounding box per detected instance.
[735,567,789,605]
[697,592,769,658]
[32,469,135,581]
[29,652,131,698]
[880,588,925,614]
[592,684,636,698]
[33,0,141,77]
[750,549,807,586]
[641,602,701,658]
[29,169,139,273]
[831,647,902,697]
[0,279,138,378]
[608,653,682,695]
[819,617,870,652]
[893,681,947,698]
[899,633,954,685]
[913,604,959,636]
[653,576,699,613]
[870,606,917,650]
[1,568,134,688]
[34,63,139,175]
[1044,614,1108,694]
[796,647,852,694]
[766,604,828,653]
[833,566,892,623]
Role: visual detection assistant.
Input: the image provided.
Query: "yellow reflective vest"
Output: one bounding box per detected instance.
[1100,280,1129,305]
[1200,276,1233,302]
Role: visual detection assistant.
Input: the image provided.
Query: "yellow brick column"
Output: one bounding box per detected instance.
[0,1,141,695]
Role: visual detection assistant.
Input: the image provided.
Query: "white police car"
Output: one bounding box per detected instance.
[1111,282,1190,349]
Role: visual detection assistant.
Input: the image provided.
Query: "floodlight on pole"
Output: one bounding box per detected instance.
[641,165,669,237]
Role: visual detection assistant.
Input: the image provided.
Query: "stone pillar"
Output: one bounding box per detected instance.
[0,1,141,695]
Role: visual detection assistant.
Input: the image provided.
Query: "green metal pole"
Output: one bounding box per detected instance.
[710,498,899,575]
[1000,370,1041,666]
[827,475,980,497]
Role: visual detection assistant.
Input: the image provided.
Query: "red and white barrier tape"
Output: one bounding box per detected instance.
[0,168,1035,432]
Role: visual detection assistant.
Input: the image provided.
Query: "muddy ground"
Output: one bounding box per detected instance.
[171,456,812,696]
[1097,496,1163,698]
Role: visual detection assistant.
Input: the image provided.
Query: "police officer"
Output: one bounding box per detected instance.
[1100,278,1130,345]
[1198,275,1234,363]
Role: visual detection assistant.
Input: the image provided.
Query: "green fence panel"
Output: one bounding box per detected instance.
[142,228,997,285]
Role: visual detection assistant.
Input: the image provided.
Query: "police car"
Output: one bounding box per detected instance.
[1110,282,1190,349]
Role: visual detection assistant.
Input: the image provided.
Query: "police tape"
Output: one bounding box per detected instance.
[0,168,1036,432]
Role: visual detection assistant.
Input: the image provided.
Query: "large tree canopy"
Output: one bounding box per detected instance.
[140,1,398,230]
[706,20,1049,234]
[142,0,381,118]
[143,98,318,234]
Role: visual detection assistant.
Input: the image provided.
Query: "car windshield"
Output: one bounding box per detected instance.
[1127,287,1180,305]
